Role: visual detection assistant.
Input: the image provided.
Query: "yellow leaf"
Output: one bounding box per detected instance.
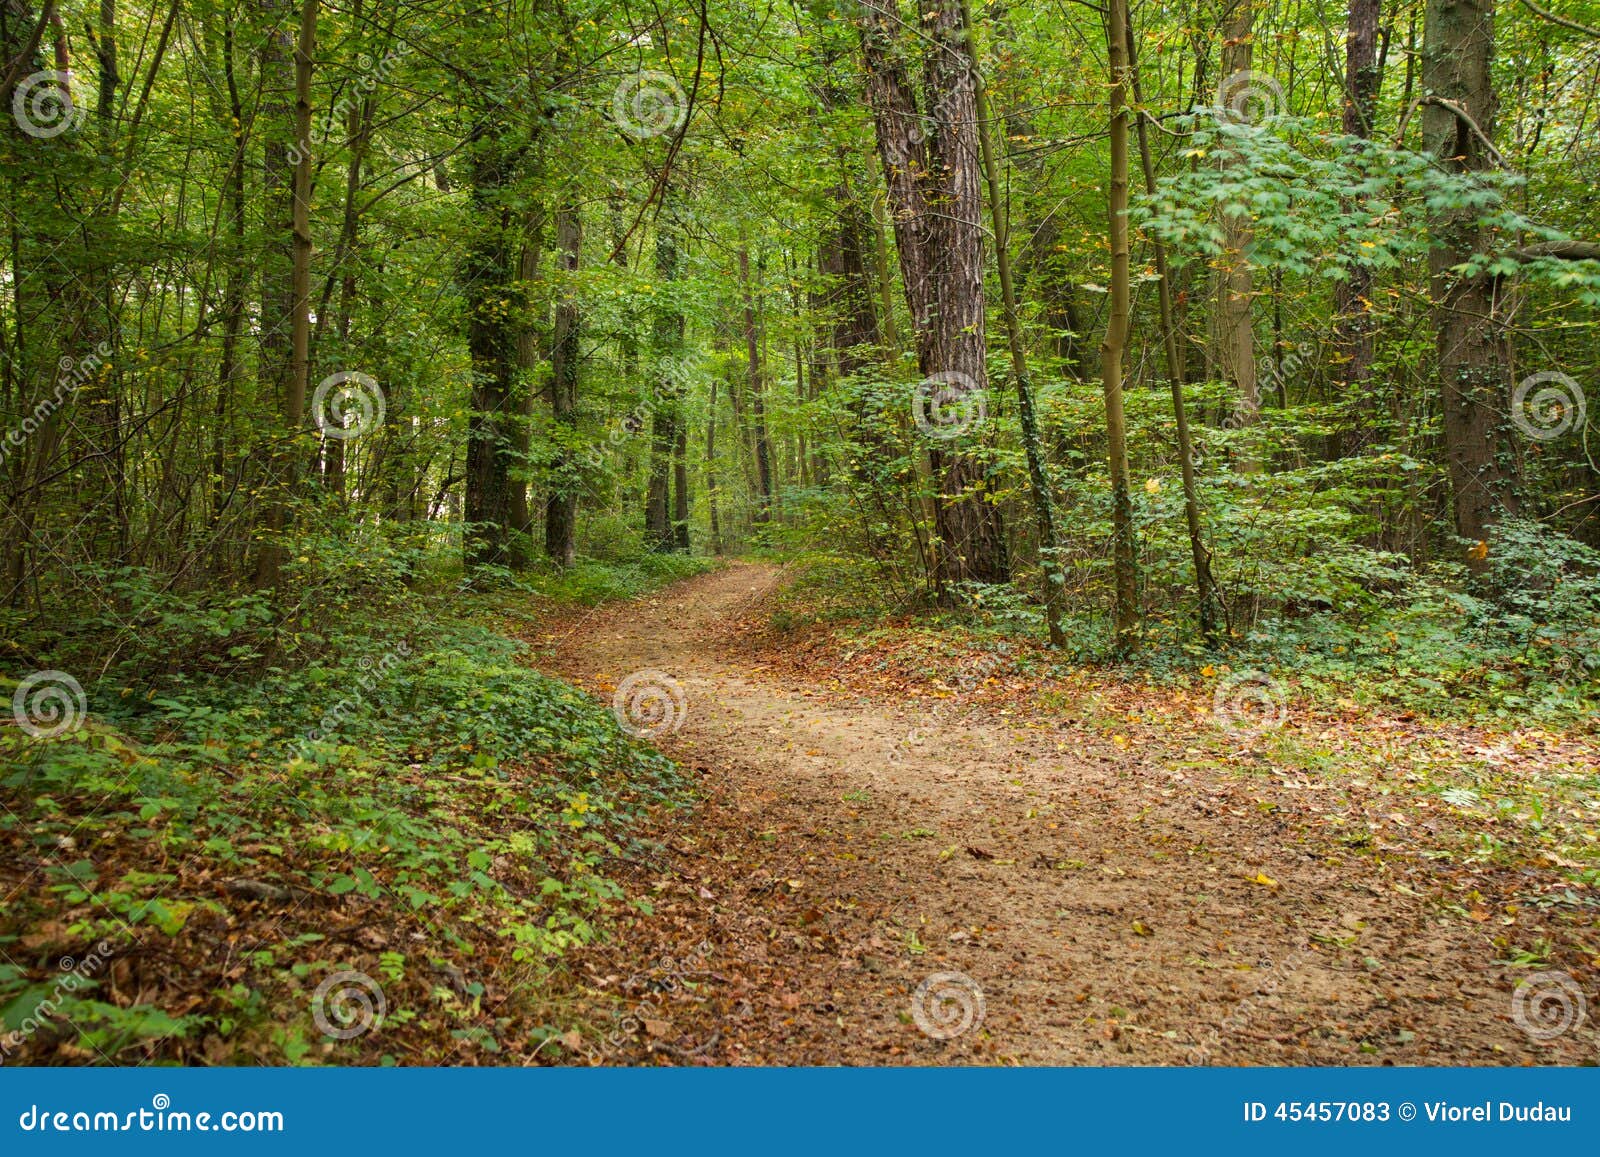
[1251,872,1279,889]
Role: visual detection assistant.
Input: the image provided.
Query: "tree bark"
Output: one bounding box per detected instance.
[706,376,721,554]
[738,247,774,526]
[963,0,1066,645]
[462,98,525,569]
[1422,0,1520,560]
[859,0,1010,589]
[645,225,682,550]
[1334,0,1382,457]
[1128,13,1218,641]
[251,0,299,588]
[1215,0,1260,472]
[1103,0,1140,649]
[545,200,581,566]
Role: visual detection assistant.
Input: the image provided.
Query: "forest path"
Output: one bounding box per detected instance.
[544,562,1570,1065]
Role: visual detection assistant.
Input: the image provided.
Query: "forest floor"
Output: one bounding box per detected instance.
[534,561,1599,1066]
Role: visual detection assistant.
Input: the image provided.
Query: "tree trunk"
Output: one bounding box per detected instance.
[1103,0,1140,649]
[1421,0,1520,561]
[545,201,581,566]
[738,247,774,525]
[706,377,721,554]
[673,422,691,549]
[861,0,1009,589]
[1127,13,1218,641]
[645,226,681,551]
[462,109,523,569]
[922,0,1008,586]
[1334,0,1382,457]
[963,0,1066,646]
[251,0,299,588]
[507,210,542,569]
[1215,0,1260,472]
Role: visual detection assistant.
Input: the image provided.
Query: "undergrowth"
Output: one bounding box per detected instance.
[760,534,1600,729]
[0,549,699,1065]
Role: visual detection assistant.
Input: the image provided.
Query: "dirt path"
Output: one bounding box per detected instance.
[544,562,1591,1066]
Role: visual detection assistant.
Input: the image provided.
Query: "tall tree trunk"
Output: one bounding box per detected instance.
[1335,0,1382,457]
[964,0,1066,646]
[317,6,376,500]
[545,201,580,566]
[1215,0,1260,472]
[210,13,249,572]
[738,247,774,525]
[72,0,126,563]
[706,377,721,554]
[507,210,543,569]
[1103,0,1140,649]
[462,60,533,570]
[1128,12,1218,640]
[673,422,691,549]
[645,226,681,550]
[288,0,316,491]
[922,0,1008,586]
[1422,0,1520,561]
[252,0,298,588]
[861,0,1009,588]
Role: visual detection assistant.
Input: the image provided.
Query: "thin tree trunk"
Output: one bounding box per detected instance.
[673,422,691,549]
[210,14,248,572]
[1128,13,1218,641]
[706,376,721,554]
[1422,0,1520,562]
[739,247,774,525]
[253,0,315,588]
[1335,0,1382,458]
[545,201,580,566]
[964,0,1066,646]
[506,211,542,569]
[251,0,293,587]
[1216,0,1260,472]
[645,226,680,550]
[1103,0,1140,649]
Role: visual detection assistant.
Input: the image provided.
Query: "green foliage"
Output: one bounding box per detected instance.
[0,542,693,1063]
